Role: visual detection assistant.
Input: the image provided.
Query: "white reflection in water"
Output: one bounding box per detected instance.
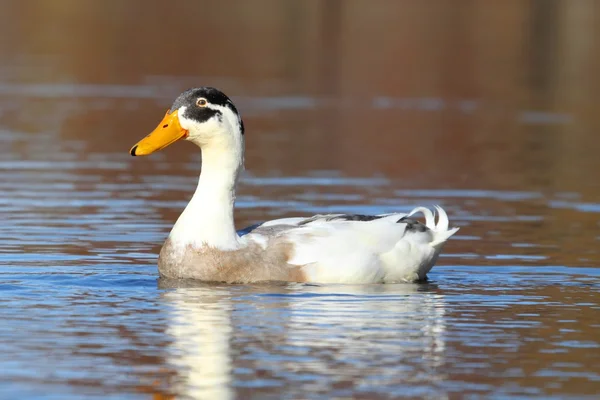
[161,283,446,397]
[163,288,234,400]
[285,284,447,386]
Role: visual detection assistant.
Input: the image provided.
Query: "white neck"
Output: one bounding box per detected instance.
[169,115,244,250]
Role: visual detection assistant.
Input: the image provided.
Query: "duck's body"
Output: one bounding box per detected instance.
[159,208,456,283]
[130,87,458,284]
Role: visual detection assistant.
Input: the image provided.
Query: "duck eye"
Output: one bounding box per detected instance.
[196,98,208,107]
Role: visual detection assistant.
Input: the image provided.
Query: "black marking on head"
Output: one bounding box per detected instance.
[397,216,428,232]
[172,87,244,134]
[172,87,234,109]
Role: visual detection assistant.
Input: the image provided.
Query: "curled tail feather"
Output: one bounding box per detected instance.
[407,205,459,246]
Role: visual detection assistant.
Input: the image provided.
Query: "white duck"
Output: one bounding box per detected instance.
[130,87,458,283]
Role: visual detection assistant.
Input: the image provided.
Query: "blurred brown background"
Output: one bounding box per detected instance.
[1,3,600,398]
[1,0,598,193]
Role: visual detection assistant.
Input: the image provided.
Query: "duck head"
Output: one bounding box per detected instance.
[130,87,244,156]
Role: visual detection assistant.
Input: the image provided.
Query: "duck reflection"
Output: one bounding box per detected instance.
[159,280,234,400]
[283,283,447,387]
[159,280,447,397]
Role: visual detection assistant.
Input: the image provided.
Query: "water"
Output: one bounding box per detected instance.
[2,1,600,399]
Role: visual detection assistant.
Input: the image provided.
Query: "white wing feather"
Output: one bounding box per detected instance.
[263,206,458,283]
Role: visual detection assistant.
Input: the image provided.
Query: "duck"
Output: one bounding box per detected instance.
[129,87,458,284]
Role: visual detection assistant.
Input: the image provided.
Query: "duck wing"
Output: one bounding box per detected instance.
[241,206,458,283]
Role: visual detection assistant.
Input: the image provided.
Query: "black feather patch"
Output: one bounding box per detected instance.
[172,87,245,134]
[397,216,428,232]
[328,214,384,222]
[237,222,262,236]
[296,214,385,226]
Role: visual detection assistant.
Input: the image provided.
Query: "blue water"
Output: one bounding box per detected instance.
[2,112,600,398]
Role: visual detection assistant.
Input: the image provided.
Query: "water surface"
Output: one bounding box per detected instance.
[1,1,600,399]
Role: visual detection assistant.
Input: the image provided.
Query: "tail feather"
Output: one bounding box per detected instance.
[406,206,435,228]
[431,226,459,246]
[407,205,458,247]
[434,205,449,231]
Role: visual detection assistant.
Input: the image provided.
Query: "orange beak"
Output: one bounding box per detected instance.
[130,109,189,156]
